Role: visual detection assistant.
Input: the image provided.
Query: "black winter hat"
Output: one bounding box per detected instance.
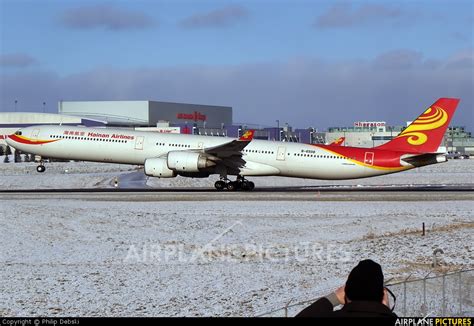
[345,259,384,302]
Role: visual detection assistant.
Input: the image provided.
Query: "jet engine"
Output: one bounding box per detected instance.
[167,151,215,172]
[144,158,177,178]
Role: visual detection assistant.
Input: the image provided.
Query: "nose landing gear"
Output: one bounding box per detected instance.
[35,156,46,173]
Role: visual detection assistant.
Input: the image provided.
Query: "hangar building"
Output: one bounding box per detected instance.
[58,101,233,129]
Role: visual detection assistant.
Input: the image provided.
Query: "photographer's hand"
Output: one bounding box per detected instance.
[382,288,390,308]
[334,285,346,305]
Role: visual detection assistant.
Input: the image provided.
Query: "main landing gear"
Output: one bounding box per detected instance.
[214,176,255,191]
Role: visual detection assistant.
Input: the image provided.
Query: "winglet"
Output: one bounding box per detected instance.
[239,130,255,141]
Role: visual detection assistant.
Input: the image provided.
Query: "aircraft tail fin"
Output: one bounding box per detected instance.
[376,98,460,153]
[239,130,255,141]
[329,137,345,146]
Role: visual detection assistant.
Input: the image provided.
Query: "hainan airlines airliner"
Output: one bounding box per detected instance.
[6,98,459,191]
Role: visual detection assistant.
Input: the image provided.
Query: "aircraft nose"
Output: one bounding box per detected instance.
[5,134,14,146]
[5,129,23,146]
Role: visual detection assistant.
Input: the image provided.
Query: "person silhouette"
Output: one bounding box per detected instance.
[296,259,397,318]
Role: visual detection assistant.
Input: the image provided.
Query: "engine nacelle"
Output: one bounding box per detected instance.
[144,158,177,178]
[167,151,215,172]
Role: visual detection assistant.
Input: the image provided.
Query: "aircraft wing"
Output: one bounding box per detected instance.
[203,130,255,172]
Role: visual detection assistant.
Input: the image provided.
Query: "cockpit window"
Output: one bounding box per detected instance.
[14,131,22,135]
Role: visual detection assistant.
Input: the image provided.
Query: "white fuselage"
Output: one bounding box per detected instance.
[6,125,409,180]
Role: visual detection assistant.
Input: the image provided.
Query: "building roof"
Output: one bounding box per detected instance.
[0,112,106,127]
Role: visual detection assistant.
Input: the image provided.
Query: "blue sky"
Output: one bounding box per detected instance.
[1,0,473,130]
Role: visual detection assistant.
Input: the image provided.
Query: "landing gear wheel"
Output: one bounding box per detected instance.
[236,176,255,191]
[36,165,46,173]
[247,181,255,191]
[214,180,226,191]
[226,182,238,191]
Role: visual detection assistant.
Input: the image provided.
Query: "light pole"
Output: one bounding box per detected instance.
[452,128,455,153]
[42,102,46,113]
[276,119,280,141]
[14,100,18,112]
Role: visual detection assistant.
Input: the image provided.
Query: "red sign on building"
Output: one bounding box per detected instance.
[176,111,207,121]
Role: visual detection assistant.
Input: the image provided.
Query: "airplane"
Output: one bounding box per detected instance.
[6,98,459,191]
[328,136,345,146]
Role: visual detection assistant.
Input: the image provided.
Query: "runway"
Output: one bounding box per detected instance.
[0,183,473,193]
[1,184,473,202]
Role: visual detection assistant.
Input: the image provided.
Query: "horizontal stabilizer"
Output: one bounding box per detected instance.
[402,153,447,167]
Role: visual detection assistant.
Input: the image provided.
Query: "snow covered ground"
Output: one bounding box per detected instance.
[0,160,138,189]
[0,159,472,316]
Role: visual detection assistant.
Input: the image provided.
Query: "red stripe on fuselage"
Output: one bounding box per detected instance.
[8,134,60,145]
[312,144,405,169]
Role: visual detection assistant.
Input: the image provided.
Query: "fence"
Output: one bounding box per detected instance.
[257,269,473,317]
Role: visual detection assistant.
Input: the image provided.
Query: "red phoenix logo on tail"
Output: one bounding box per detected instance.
[239,130,255,141]
[395,106,448,146]
[329,137,345,146]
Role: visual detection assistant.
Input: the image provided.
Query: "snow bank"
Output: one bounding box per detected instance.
[0,197,472,316]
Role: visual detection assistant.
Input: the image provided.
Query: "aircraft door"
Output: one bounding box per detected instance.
[364,152,374,165]
[134,136,145,150]
[31,129,40,139]
[277,146,286,161]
